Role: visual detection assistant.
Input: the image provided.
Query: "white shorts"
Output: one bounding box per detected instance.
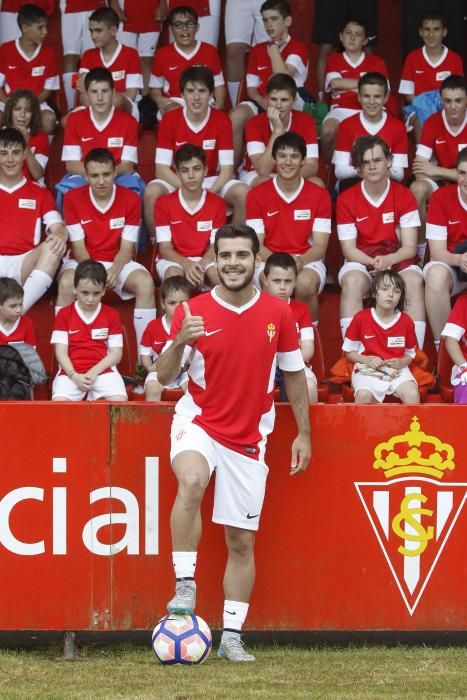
[239,168,264,186]
[0,12,21,44]
[170,416,269,531]
[352,365,417,403]
[60,259,147,300]
[338,261,423,286]
[0,251,31,282]
[52,368,127,401]
[255,259,327,292]
[304,365,317,384]
[224,0,268,46]
[155,256,215,280]
[60,7,95,56]
[149,176,241,199]
[323,107,359,124]
[145,370,187,390]
[423,260,467,296]
[119,30,160,57]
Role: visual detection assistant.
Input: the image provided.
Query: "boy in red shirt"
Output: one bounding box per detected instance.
[0,3,59,134]
[51,259,128,401]
[0,277,36,347]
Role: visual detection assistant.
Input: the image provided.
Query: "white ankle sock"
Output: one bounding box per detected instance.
[223,600,249,632]
[134,308,156,348]
[23,270,52,312]
[172,551,197,580]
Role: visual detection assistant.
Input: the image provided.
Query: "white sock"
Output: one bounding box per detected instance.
[417,242,427,262]
[54,305,63,316]
[414,321,426,350]
[133,308,156,348]
[222,600,249,633]
[340,317,352,340]
[227,81,240,106]
[172,551,197,580]
[23,270,52,312]
[63,72,76,112]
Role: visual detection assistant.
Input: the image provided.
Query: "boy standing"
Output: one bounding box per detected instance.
[0,3,59,134]
[320,17,389,163]
[58,148,156,348]
[140,276,192,401]
[51,260,128,402]
[0,277,36,346]
[77,7,143,118]
[262,253,317,403]
[155,144,224,289]
[246,132,331,320]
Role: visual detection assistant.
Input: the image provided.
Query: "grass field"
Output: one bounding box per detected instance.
[0,644,465,699]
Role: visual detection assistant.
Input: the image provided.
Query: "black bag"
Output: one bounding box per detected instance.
[453,241,467,282]
[0,344,33,400]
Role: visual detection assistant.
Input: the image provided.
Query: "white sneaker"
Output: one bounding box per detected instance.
[217,636,256,662]
[167,579,196,615]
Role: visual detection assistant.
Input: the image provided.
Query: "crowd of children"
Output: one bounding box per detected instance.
[0,1,466,404]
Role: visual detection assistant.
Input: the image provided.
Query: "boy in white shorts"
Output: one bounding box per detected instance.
[140,275,191,401]
[343,270,420,404]
[262,252,317,403]
[51,260,128,401]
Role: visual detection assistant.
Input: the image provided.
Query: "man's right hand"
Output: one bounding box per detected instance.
[177,301,205,345]
[184,260,205,287]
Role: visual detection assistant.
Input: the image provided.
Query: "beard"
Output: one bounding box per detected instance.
[217,263,256,292]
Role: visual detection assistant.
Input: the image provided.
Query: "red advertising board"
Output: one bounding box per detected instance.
[0,403,465,631]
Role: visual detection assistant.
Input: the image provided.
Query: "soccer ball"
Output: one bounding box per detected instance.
[152,613,212,665]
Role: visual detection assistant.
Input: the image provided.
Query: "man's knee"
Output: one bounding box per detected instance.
[225,527,255,557]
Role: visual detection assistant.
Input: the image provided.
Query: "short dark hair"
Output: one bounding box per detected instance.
[0,277,24,305]
[160,276,193,302]
[2,89,42,136]
[85,67,114,91]
[214,224,260,257]
[174,143,206,169]
[419,12,446,28]
[84,148,115,170]
[272,131,306,160]
[74,260,107,288]
[266,73,297,98]
[260,1,291,19]
[457,147,467,168]
[351,135,391,169]
[358,72,388,95]
[440,74,466,95]
[0,127,26,151]
[340,16,368,36]
[264,252,297,277]
[180,65,214,94]
[168,5,198,25]
[368,271,407,312]
[89,7,119,28]
[17,3,47,29]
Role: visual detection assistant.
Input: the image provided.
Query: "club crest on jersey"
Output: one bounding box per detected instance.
[354,417,466,615]
[267,322,276,342]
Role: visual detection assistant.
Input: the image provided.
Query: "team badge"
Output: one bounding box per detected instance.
[355,417,466,615]
[267,323,276,342]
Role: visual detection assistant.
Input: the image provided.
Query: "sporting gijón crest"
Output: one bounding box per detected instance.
[355,417,467,615]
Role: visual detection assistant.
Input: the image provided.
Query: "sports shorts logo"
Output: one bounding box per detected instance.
[355,417,466,615]
[246,513,260,519]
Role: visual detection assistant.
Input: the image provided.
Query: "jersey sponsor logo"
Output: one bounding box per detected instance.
[355,416,466,615]
[202,139,216,150]
[107,137,124,148]
[267,210,279,217]
[170,220,182,224]
[340,70,348,74]
[112,70,126,81]
[204,328,223,336]
[436,71,451,81]
[448,220,460,225]
[435,139,446,144]
[415,70,424,74]
[91,328,109,340]
[18,198,36,210]
[197,220,212,232]
[80,219,92,225]
[294,209,311,221]
[69,330,80,334]
[175,140,187,147]
[110,217,125,229]
[364,334,376,339]
[382,211,395,224]
[267,322,276,342]
[356,216,368,222]
[168,66,178,71]
[31,66,45,76]
[387,336,405,347]
[7,65,17,69]
[81,136,94,142]
[257,65,269,71]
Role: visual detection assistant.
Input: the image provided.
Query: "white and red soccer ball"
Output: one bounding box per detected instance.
[152,613,212,665]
